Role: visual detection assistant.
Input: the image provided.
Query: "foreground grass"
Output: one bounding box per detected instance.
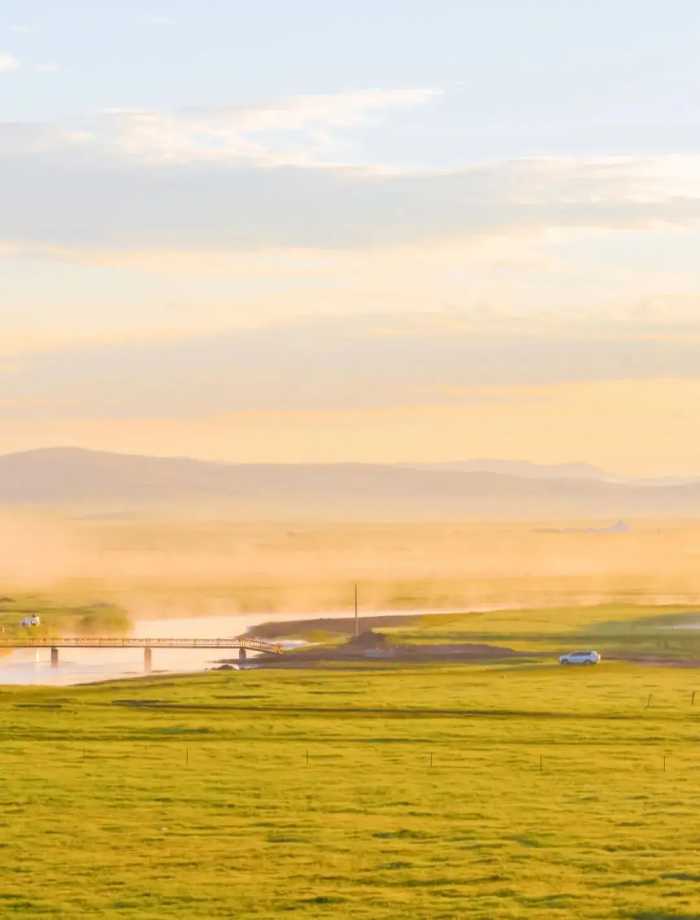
[2,662,700,917]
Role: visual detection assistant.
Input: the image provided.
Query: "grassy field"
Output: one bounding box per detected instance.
[255,601,700,666]
[0,594,129,637]
[3,660,700,918]
[378,603,700,661]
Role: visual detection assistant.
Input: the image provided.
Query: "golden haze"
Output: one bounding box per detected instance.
[2,511,700,616]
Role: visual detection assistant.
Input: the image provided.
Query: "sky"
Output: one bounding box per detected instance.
[2,1,700,474]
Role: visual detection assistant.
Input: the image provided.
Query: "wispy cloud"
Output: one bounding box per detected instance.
[0,52,19,73]
[0,87,440,168]
[100,88,442,166]
[1,140,699,254]
[7,314,700,420]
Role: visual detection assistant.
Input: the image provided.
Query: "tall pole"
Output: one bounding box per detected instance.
[354,583,359,637]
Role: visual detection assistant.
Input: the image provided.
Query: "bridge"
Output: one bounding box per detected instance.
[0,636,283,672]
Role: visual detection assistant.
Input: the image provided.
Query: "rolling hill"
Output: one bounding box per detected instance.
[0,447,698,518]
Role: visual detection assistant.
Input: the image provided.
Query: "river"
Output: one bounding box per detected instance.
[0,606,457,686]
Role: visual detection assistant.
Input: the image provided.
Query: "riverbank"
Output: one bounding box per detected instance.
[247,602,700,669]
[241,610,528,666]
[0,607,466,685]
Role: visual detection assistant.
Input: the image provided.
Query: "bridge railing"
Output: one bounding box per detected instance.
[0,636,283,654]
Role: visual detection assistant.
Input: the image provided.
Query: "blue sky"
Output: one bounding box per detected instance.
[4,1,700,157]
[1,2,700,471]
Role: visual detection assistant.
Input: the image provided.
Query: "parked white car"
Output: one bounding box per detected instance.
[559,649,601,665]
[20,615,41,628]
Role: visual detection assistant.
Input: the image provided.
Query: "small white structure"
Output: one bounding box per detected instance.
[559,649,600,665]
[20,614,41,628]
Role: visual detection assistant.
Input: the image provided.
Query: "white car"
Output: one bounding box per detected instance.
[559,649,601,665]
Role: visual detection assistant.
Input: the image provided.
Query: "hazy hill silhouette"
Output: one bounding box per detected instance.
[0,447,698,518]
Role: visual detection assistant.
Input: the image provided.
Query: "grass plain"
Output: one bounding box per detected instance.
[378,603,700,661]
[0,594,129,637]
[3,658,700,919]
[3,515,700,917]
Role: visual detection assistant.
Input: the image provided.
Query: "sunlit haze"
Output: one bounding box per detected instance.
[3,1,700,473]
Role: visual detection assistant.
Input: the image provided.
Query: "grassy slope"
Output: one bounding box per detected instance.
[379,603,700,660]
[2,662,700,918]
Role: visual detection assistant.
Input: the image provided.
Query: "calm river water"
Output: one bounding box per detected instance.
[0,607,456,686]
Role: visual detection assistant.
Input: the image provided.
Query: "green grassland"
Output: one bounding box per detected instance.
[3,659,700,918]
[376,603,700,661]
[0,594,130,637]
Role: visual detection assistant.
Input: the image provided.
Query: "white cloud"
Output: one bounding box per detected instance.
[36,63,61,74]
[0,87,699,260]
[101,88,442,166]
[2,139,699,254]
[1,88,438,168]
[0,52,19,73]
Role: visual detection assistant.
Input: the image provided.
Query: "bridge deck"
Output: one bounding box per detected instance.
[0,637,282,654]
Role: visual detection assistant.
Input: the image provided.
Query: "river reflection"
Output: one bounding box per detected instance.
[0,611,307,686]
[0,608,453,686]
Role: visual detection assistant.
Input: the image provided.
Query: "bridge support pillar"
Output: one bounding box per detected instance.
[238,647,247,665]
[50,647,59,668]
[144,647,152,674]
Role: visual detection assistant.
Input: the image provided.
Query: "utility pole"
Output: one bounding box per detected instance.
[354,583,359,638]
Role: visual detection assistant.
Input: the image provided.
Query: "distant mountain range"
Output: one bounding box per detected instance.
[1,447,699,518]
[402,459,698,486]
[402,459,613,480]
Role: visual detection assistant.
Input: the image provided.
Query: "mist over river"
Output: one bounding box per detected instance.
[0,607,454,686]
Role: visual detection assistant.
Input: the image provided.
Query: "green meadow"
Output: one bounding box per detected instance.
[378,602,700,661]
[0,594,129,636]
[2,657,700,918]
